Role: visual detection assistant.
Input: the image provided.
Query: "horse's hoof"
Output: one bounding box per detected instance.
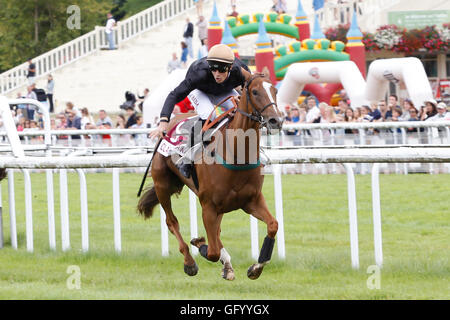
[222,264,235,281]
[247,263,265,280]
[184,262,199,276]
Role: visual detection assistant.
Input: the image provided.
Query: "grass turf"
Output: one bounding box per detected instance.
[0,172,448,299]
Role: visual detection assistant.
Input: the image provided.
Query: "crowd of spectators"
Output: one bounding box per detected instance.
[283,91,450,143]
[6,94,148,146]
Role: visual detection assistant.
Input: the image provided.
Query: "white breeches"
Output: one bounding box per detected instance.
[187,89,238,120]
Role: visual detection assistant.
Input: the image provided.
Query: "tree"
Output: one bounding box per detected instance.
[0,0,112,72]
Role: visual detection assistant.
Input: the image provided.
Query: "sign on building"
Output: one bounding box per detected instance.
[388,10,450,30]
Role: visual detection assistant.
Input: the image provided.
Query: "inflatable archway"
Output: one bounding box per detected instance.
[365,57,434,110]
[277,61,368,110]
[227,13,299,40]
[274,39,349,80]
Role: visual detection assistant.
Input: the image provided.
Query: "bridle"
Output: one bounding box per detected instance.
[235,73,278,125]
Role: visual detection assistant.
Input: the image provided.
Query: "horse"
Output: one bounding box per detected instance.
[137,69,284,280]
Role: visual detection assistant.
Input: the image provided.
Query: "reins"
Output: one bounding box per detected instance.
[235,73,277,126]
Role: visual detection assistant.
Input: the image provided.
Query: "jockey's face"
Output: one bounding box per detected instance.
[208,60,231,84]
[211,69,229,84]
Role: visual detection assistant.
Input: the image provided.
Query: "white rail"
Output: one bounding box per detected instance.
[0,0,202,95]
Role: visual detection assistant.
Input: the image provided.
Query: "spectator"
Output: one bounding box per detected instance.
[25,85,37,120]
[344,107,357,134]
[305,96,320,123]
[26,59,36,85]
[183,18,194,58]
[194,0,203,17]
[137,88,150,112]
[116,114,126,129]
[95,109,113,144]
[228,4,239,17]
[336,99,348,117]
[377,100,392,121]
[80,107,95,130]
[353,107,362,122]
[105,13,116,50]
[167,52,182,73]
[15,92,27,116]
[429,102,449,121]
[56,112,68,140]
[391,106,403,134]
[46,74,55,113]
[17,117,26,132]
[198,38,208,59]
[360,105,374,122]
[66,110,82,139]
[400,99,415,121]
[421,99,438,121]
[196,15,208,46]
[96,109,113,128]
[64,101,81,118]
[369,102,382,121]
[180,41,189,67]
[284,105,301,135]
[130,115,147,146]
[388,94,401,110]
[125,106,138,128]
[407,107,420,133]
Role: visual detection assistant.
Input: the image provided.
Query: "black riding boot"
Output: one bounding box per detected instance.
[177,162,193,178]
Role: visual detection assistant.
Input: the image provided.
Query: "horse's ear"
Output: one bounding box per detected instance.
[261,66,271,79]
[241,67,252,82]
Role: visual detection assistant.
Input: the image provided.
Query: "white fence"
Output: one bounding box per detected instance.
[0,0,202,95]
[0,98,449,269]
[0,146,449,271]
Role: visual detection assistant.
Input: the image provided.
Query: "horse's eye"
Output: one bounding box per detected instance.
[252,89,258,96]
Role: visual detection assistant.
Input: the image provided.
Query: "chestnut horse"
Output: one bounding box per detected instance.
[137,69,283,280]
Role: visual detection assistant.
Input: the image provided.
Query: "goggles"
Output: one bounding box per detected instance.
[208,61,231,73]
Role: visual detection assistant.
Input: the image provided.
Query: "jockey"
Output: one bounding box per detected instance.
[151,44,251,178]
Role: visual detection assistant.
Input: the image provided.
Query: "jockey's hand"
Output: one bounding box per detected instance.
[150,121,169,139]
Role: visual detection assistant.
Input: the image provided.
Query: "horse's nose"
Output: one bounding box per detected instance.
[268,117,283,130]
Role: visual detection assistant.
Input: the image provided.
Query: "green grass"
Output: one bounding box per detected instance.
[0,172,448,299]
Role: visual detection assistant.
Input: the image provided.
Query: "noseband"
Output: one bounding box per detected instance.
[236,73,277,125]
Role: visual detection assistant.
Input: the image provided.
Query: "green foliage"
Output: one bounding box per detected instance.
[0,0,163,73]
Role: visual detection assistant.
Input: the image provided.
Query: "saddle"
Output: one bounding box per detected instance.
[157,96,238,160]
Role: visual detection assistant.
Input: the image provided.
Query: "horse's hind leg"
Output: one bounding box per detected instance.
[152,162,198,276]
[244,193,278,280]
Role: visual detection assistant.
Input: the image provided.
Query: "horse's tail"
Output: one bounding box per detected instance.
[137,176,184,219]
[0,168,7,181]
[137,185,160,219]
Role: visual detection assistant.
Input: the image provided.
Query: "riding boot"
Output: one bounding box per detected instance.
[177,162,193,178]
[175,118,205,179]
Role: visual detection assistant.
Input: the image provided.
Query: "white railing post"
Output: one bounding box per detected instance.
[371,163,383,268]
[273,164,285,259]
[160,205,169,257]
[7,170,17,250]
[343,163,359,270]
[189,189,198,255]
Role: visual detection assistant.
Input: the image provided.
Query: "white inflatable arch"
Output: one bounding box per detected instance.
[277,61,369,110]
[365,57,433,110]
[143,68,187,127]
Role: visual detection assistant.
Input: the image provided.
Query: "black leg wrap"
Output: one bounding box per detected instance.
[258,236,275,263]
[199,244,208,259]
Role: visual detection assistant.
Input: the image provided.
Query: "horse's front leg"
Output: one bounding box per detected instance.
[191,206,221,262]
[244,192,278,280]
